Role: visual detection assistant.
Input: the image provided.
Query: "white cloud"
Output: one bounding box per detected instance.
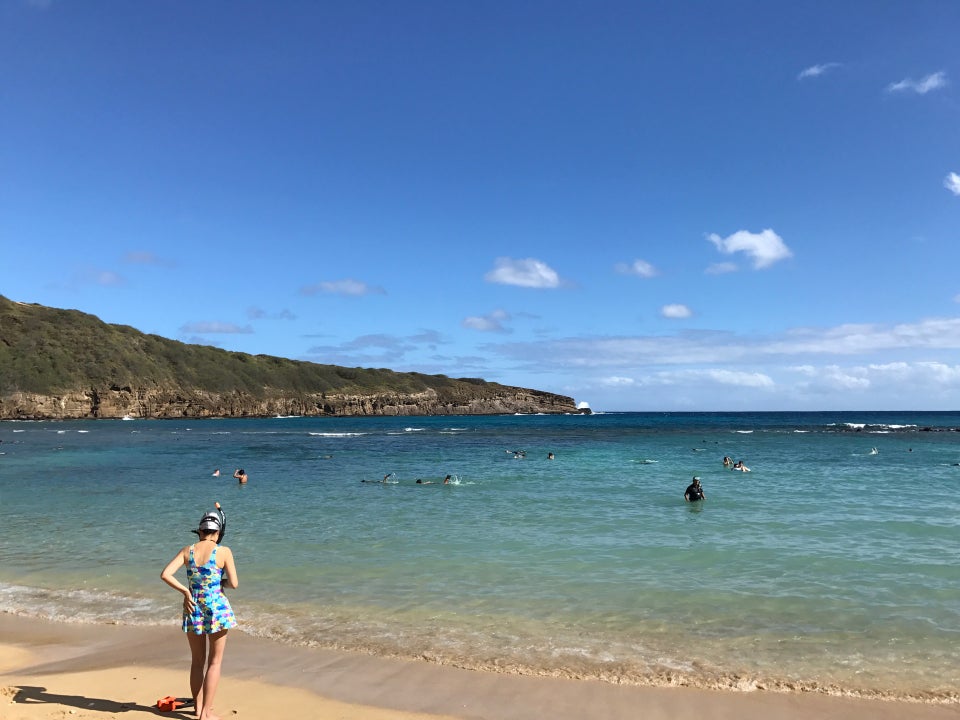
[478,316,960,409]
[599,376,636,386]
[615,259,658,278]
[649,369,774,388]
[179,321,253,334]
[661,304,692,319]
[798,62,840,80]
[72,267,125,287]
[484,257,560,288]
[905,361,960,385]
[768,318,960,355]
[707,228,793,269]
[247,306,296,320]
[815,365,871,390]
[299,279,386,296]
[303,330,447,368]
[463,309,512,333]
[886,71,947,94]
[945,172,960,196]
[485,317,960,375]
[705,262,738,275]
[123,251,176,268]
[94,271,124,286]
[789,361,960,397]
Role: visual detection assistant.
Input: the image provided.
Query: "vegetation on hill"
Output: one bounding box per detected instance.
[0,295,574,417]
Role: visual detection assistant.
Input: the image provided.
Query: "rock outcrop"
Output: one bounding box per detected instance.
[0,296,580,420]
[0,385,578,420]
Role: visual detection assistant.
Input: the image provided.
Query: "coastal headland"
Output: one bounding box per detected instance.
[0,296,579,420]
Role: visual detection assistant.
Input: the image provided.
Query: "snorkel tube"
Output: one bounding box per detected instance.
[214,502,226,544]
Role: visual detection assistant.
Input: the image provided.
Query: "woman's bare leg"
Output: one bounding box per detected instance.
[198,630,228,720]
[186,632,207,717]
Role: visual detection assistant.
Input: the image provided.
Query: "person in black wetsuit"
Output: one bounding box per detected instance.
[684,476,705,502]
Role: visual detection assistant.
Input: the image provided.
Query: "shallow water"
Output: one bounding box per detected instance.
[1,412,958,701]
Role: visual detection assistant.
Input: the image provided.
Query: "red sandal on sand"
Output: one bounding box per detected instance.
[156,695,185,712]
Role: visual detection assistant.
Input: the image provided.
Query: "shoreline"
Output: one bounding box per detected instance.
[2,615,957,720]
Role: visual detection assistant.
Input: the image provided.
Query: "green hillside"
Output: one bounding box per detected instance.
[0,295,574,417]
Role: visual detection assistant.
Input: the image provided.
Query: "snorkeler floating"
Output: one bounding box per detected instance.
[361,473,397,484]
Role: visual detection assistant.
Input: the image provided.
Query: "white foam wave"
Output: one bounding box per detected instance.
[0,582,167,626]
[308,432,366,437]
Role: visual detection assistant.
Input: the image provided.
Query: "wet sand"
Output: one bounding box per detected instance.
[1,615,957,719]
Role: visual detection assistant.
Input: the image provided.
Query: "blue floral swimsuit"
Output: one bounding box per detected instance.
[182,544,238,634]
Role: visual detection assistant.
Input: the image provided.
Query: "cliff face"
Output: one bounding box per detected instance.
[0,385,578,420]
[0,296,582,420]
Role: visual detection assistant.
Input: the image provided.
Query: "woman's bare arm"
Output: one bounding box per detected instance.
[220,546,239,589]
[160,546,195,610]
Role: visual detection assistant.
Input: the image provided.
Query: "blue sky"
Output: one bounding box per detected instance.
[2,1,959,411]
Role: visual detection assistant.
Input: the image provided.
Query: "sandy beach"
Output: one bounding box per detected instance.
[2,615,956,720]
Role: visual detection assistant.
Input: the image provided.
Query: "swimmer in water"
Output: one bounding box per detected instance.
[233,468,248,484]
[443,475,452,484]
[684,476,705,502]
[212,468,220,477]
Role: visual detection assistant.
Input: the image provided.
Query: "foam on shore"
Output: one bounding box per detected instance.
[1,615,957,720]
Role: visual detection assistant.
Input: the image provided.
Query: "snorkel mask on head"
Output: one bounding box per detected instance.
[193,502,227,543]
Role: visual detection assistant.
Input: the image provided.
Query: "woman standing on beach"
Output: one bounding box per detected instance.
[161,509,239,720]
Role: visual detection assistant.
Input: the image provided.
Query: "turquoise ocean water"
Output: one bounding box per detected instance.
[0,412,958,702]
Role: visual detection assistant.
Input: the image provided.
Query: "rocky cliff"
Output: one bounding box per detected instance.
[0,296,580,419]
[0,385,578,420]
